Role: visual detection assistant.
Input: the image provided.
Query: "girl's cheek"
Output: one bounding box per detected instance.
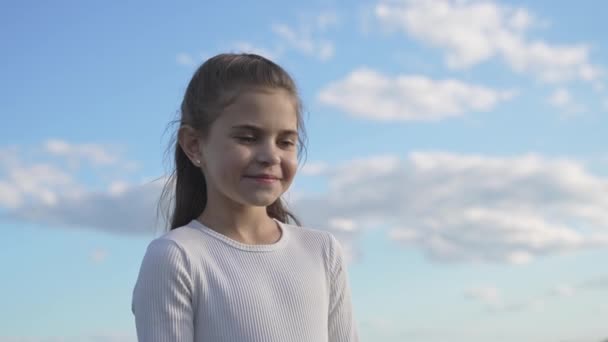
[284,156,298,176]
[232,144,253,157]
[289,151,299,164]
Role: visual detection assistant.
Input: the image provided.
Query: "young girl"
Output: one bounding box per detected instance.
[131,53,359,341]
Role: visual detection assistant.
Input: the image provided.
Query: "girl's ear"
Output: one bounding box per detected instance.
[178,125,204,166]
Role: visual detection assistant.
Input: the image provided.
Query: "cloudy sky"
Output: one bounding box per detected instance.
[2,0,608,341]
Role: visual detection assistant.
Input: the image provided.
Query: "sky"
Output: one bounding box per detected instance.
[1,0,608,341]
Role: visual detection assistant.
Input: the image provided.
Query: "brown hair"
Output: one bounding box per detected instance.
[158,53,307,231]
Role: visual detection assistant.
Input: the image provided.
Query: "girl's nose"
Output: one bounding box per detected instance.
[256,142,281,165]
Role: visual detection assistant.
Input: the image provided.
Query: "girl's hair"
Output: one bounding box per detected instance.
[158,53,307,231]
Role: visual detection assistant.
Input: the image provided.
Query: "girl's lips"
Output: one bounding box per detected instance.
[245,175,280,180]
[245,176,279,184]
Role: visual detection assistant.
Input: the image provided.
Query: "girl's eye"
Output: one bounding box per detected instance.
[236,136,256,143]
[235,136,296,149]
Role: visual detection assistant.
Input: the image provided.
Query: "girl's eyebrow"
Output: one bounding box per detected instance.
[231,124,298,136]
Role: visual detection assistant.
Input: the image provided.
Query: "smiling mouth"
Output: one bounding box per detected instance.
[244,176,280,183]
[245,175,281,180]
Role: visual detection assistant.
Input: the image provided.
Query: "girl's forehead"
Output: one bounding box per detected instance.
[229,87,295,108]
[218,88,298,128]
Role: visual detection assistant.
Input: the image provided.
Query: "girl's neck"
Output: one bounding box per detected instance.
[196,202,279,245]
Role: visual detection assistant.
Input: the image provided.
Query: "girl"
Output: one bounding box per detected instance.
[131,53,359,342]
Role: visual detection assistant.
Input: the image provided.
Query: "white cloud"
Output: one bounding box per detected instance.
[466,275,608,314]
[232,42,280,61]
[109,181,129,196]
[315,11,340,31]
[8,177,166,235]
[176,52,197,67]
[505,250,533,265]
[44,139,136,170]
[375,0,602,83]
[549,88,572,108]
[465,285,550,313]
[272,23,335,61]
[547,88,585,117]
[0,156,81,209]
[292,152,608,264]
[0,141,141,211]
[0,181,21,208]
[0,142,155,234]
[465,286,502,307]
[7,142,608,266]
[300,161,328,176]
[329,217,357,232]
[553,284,576,297]
[318,68,515,121]
[194,11,338,63]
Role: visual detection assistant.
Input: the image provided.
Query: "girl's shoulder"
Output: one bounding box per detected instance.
[281,220,341,252]
[145,221,207,255]
[284,222,348,272]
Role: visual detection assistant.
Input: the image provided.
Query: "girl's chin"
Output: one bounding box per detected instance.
[242,195,281,207]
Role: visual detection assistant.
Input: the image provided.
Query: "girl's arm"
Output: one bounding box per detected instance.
[132,239,195,342]
[328,234,360,342]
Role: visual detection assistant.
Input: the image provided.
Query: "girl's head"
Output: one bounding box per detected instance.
[160,53,307,230]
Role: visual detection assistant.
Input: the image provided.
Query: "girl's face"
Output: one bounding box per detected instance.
[199,87,299,209]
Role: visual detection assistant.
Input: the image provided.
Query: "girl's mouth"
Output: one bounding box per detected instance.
[245,176,279,184]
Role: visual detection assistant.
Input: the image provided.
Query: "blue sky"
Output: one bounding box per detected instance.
[2,0,608,341]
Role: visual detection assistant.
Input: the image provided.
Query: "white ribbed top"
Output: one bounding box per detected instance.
[131,218,359,342]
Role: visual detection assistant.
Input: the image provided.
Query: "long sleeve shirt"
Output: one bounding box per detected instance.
[131,218,359,342]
